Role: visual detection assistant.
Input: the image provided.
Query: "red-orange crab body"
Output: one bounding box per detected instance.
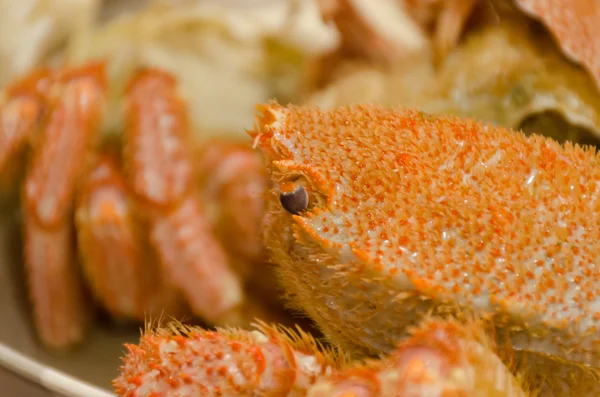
[250,102,600,395]
[0,62,269,350]
[113,102,600,397]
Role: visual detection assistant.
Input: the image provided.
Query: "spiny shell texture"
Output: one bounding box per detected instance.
[251,103,600,372]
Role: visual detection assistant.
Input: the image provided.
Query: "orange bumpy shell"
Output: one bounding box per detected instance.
[251,102,600,377]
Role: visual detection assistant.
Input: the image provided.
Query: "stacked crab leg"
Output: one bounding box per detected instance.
[120,69,248,325]
[0,63,274,350]
[75,150,183,323]
[113,318,530,397]
[21,63,107,349]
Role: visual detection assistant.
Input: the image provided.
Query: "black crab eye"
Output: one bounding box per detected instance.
[279,183,309,215]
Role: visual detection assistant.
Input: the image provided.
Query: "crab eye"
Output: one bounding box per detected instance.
[279,183,309,215]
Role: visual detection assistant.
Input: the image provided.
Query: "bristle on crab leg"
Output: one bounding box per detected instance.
[124,69,246,325]
[150,195,245,324]
[22,62,107,349]
[75,154,170,321]
[113,321,340,397]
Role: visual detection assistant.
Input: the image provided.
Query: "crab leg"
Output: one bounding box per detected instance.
[429,0,477,63]
[23,214,88,350]
[75,154,182,321]
[0,68,53,189]
[308,318,530,397]
[22,62,107,349]
[113,318,530,397]
[195,141,268,267]
[23,62,107,228]
[113,321,339,397]
[123,69,245,325]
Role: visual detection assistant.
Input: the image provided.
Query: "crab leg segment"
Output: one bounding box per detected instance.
[113,319,530,397]
[0,68,53,184]
[308,319,530,397]
[124,69,245,325]
[124,69,193,208]
[429,0,477,62]
[195,141,268,264]
[113,323,338,397]
[22,62,107,349]
[75,154,160,321]
[24,62,107,228]
[149,196,244,324]
[23,213,89,349]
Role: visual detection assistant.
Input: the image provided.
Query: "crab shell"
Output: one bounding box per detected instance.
[251,101,600,393]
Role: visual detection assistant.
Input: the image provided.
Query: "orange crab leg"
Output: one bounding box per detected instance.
[431,0,477,63]
[23,62,107,228]
[123,69,193,209]
[0,68,53,187]
[195,140,268,264]
[308,319,530,397]
[113,322,339,397]
[23,214,89,350]
[75,154,181,321]
[124,69,246,325]
[22,62,107,349]
[113,318,530,396]
[150,195,245,324]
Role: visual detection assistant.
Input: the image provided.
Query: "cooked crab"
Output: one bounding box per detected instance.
[112,1,600,396]
[0,61,274,350]
[114,101,600,397]
[312,0,600,148]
